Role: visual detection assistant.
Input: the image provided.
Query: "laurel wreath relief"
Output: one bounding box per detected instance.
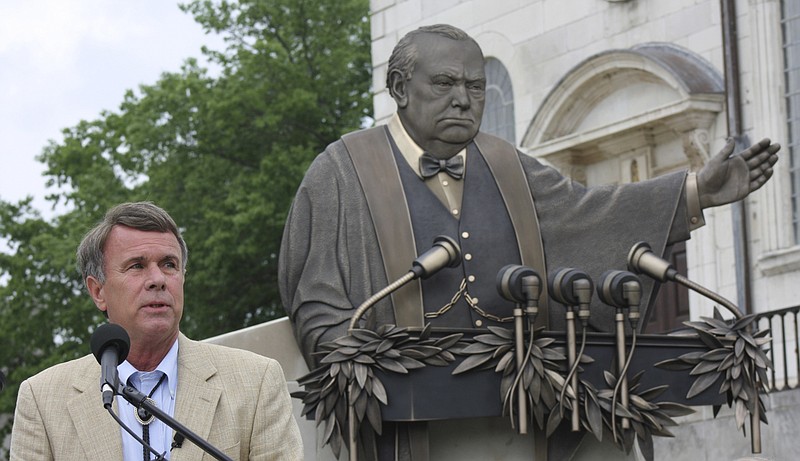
[292,309,770,460]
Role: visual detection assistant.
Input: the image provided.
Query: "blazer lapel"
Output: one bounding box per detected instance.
[171,334,222,461]
[67,357,123,461]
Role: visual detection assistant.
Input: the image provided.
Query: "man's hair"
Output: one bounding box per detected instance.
[385,24,479,90]
[77,201,188,284]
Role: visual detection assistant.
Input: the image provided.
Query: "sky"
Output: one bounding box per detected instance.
[0,0,223,219]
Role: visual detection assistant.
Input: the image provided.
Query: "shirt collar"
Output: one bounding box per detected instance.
[118,337,179,399]
[387,113,466,179]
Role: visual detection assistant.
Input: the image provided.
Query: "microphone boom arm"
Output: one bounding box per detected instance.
[120,385,233,461]
[348,236,461,332]
[349,272,417,331]
[673,273,742,320]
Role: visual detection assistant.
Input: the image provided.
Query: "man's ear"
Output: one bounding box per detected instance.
[388,70,409,109]
[85,276,108,314]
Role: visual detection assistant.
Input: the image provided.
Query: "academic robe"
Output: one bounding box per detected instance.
[279,126,690,368]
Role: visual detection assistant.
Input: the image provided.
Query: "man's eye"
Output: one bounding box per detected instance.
[128,263,144,270]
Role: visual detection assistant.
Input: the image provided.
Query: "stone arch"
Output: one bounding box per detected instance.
[522,43,724,185]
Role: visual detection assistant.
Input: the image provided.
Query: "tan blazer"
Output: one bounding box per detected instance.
[10,334,303,460]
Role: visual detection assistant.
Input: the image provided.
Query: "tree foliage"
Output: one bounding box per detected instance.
[0,0,372,442]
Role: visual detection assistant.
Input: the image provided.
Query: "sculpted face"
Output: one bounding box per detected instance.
[394,33,486,158]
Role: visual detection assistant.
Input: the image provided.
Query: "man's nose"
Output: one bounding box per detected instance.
[451,83,471,108]
[145,266,167,290]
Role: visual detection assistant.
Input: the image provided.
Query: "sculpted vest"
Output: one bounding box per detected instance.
[341,126,549,330]
[392,142,521,329]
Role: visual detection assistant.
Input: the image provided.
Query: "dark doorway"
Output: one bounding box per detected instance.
[645,241,690,333]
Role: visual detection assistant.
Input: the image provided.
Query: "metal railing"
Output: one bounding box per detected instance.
[755,305,800,393]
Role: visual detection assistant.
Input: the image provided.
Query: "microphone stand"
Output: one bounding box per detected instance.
[120,385,233,461]
[513,305,528,434]
[564,304,579,431]
[568,279,592,432]
[613,305,630,432]
[496,265,541,436]
[667,275,762,452]
[512,280,540,435]
[628,242,761,453]
[346,270,418,461]
[346,236,461,461]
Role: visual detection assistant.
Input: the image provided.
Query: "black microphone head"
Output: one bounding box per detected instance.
[548,268,592,306]
[432,235,461,269]
[411,235,461,279]
[496,264,540,303]
[90,323,130,365]
[597,270,641,308]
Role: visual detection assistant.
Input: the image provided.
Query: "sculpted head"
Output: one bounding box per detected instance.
[387,24,486,158]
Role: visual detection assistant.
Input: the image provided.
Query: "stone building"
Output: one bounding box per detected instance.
[362,0,799,459]
[213,1,800,459]
[370,0,797,332]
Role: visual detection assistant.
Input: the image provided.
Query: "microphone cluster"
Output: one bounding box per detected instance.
[492,241,751,439]
[492,247,649,435]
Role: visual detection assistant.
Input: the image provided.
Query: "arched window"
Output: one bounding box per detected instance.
[481,58,516,144]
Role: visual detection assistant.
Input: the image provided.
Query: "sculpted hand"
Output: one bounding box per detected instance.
[697,138,780,208]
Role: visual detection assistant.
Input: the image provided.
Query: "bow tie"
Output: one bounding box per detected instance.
[419,152,465,180]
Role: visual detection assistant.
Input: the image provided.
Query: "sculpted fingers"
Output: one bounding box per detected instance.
[749,173,771,192]
[745,141,779,169]
[750,162,774,186]
[718,138,736,160]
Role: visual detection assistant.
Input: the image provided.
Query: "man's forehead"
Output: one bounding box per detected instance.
[414,32,482,56]
[414,37,484,74]
[105,226,181,256]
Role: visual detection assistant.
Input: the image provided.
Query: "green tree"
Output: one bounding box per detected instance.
[0,0,371,444]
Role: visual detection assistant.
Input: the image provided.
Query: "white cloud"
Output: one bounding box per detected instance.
[0,1,222,217]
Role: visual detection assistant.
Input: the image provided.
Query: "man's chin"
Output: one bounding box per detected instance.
[435,123,475,140]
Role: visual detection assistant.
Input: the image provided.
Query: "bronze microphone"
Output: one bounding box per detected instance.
[549,268,593,432]
[497,264,542,435]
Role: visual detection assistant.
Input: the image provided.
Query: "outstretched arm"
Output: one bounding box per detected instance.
[697,137,780,209]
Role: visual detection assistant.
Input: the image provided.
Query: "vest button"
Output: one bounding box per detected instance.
[475,320,483,327]
[452,209,459,216]
[461,231,470,239]
[464,253,472,261]
[468,275,476,282]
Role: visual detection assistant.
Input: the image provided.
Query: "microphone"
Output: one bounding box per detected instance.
[597,270,642,433]
[627,242,677,282]
[627,242,742,319]
[411,235,461,279]
[549,268,593,326]
[496,265,542,435]
[90,323,130,407]
[598,270,643,329]
[627,242,761,453]
[171,433,185,451]
[346,236,461,459]
[348,235,462,330]
[496,264,542,318]
[548,268,593,431]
